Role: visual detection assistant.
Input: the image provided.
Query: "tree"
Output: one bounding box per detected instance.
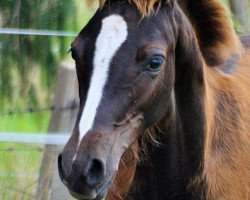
[0,0,93,111]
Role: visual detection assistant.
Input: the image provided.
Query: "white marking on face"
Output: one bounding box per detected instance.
[78,15,128,147]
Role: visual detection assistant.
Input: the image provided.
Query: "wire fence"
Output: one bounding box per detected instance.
[0,1,90,199]
[0,28,77,37]
[0,133,70,145]
[0,104,79,116]
[0,144,65,200]
[0,60,78,200]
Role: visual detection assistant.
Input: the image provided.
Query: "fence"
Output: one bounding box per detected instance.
[36,62,79,200]
[0,62,79,200]
[0,133,69,145]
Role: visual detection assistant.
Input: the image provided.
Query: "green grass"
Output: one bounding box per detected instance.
[0,146,43,200]
[0,112,51,200]
[0,112,51,133]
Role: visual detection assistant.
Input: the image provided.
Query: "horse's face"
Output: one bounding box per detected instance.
[59,2,176,199]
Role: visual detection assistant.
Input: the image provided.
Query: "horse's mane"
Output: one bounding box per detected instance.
[89,0,243,66]
[88,0,161,16]
[177,0,243,66]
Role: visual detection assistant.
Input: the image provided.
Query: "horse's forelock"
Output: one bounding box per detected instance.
[88,0,167,17]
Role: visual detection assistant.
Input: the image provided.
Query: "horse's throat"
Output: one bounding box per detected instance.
[127,117,206,200]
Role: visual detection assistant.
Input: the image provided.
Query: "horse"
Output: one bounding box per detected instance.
[58,0,250,199]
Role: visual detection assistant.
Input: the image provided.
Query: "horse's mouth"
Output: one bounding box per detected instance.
[68,174,115,200]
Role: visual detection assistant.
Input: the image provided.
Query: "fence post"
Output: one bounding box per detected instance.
[36,62,79,200]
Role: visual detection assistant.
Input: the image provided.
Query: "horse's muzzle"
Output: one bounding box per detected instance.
[58,147,111,200]
[58,154,113,199]
[58,113,144,200]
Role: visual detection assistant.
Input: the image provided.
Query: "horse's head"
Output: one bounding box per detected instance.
[59,1,178,199]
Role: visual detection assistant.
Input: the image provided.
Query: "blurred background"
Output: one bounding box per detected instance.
[0,0,249,200]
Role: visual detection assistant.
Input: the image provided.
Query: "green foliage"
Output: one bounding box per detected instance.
[0,0,94,112]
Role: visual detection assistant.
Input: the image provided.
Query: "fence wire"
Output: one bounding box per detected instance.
[0,103,79,116]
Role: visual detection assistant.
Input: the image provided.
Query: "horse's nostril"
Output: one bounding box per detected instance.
[86,159,105,187]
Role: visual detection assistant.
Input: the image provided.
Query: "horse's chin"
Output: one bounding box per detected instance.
[68,176,113,200]
[69,190,107,200]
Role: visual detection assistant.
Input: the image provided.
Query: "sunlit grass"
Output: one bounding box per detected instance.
[0,111,51,133]
[0,112,50,200]
[0,144,43,200]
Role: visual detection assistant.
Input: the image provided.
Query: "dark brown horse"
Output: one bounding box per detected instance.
[58,0,250,199]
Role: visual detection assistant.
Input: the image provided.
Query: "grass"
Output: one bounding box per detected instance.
[0,112,51,133]
[0,111,51,200]
[0,146,43,200]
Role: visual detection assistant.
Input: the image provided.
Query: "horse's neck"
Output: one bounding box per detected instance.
[127,8,207,199]
[127,118,205,200]
[127,88,206,200]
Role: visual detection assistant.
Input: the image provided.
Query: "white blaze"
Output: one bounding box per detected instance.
[78,15,128,143]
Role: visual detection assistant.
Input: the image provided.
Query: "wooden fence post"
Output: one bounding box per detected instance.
[36,62,79,200]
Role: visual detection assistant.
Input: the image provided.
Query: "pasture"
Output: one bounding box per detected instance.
[0,112,50,199]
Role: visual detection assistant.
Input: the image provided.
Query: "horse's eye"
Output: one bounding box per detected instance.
[146,55,165,73]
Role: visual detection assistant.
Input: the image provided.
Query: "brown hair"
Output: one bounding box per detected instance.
[177,0,243,66]
[88,0,162,16]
